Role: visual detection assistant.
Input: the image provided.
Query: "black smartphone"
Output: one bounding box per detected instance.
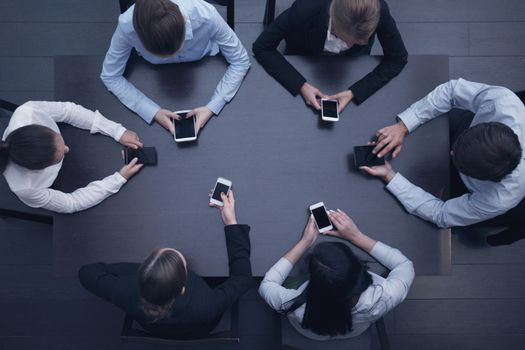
[124,147,157,166]
[354,145,385,167]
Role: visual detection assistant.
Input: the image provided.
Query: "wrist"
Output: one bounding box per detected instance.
[224,216,238,226]
[300,236,315,247]
[383,170,396,184]
[397,120,409,135]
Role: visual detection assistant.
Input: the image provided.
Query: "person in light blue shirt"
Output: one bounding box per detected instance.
[101,0,250,135]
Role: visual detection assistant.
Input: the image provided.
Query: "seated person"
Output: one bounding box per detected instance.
[101,0,251,135]
[361,79,525,245]
[259,209,414,340]
[0,101,143,214]
[78,190,253,339]
[253,0,407,113]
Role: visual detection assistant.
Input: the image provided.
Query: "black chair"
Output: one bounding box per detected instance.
[264,0,276,25]
[0,98,18,118]
[515,90,525,104]
[118,0,236,31]
[120,302,240,346]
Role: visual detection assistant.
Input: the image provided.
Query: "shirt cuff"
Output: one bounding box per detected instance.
[369,241,390,261]
[385,172,412,196]
[91,111,127,141]
[113,171,128,186]
[139,102,162,124]
[206,95,226,116]
[397,108,420,133]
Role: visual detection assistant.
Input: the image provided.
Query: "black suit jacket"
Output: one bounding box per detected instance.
[78,224,253,339]
[252,0,408,104]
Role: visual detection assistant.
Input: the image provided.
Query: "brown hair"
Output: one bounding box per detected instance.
[133,0,185,56]
[330,0,380,42]
[138,248,187,321]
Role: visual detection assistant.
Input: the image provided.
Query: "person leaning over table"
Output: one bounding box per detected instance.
[0,101,143,214]
[360,78,525,246]
[259,209,414,340]
[78,190,253,339]
[101,0,250,136]
[252,0,407,113]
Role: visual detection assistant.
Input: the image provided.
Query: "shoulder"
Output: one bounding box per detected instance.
[117,5,136,35]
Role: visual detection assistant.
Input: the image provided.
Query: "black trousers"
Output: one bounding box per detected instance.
[448,108,525,245]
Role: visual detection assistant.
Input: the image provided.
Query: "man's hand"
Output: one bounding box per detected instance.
[154,109,181,135]
[373,121,409,158]
[360,160,396,183]
[209,189,237,226]
[118,157,144,180]
[326,90,354,113]
[118,130,143,149]
[300,82,327,110]
[187,106,213,134]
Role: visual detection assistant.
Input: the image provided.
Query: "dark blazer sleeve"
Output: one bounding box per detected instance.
[252,1,317,96]
[349,0,408,104]
[209,224,253,313]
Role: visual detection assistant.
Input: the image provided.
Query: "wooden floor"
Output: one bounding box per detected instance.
[1,0,525,349]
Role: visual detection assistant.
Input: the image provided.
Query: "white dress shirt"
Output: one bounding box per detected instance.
[387,78,525,228]
[259,241,414,341]
[2,101,127,214]
[101,0,250,123]
[323,18,349,54]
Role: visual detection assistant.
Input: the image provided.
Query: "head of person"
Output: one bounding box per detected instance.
[329,0,381,47]
[138,248,188,321]
[283,242,372,336]
[0,125,69,173]
[452,122,522,182]
[133,0,186,57]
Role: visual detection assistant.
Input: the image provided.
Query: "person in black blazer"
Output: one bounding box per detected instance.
[253,0,407,113]
[78,190,253,339]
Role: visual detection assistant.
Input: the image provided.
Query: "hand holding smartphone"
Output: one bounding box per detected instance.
[309,202,333,233]
[124,147,157,166]
[321,99,339,121]
[354,145,386,167]
[173,110,197,142]
[210,177,232,207]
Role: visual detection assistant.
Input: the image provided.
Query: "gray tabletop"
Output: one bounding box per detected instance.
[52,54,450,276]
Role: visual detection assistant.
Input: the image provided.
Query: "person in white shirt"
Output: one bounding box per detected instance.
[360,79,525,245]
[101,0,250,135]
[259,209,414,340]
[0,101,144,214]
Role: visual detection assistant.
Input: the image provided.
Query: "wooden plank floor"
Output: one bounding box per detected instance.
[1,1,524,349]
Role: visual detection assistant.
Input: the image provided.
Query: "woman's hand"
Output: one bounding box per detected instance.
[118,157,144,180]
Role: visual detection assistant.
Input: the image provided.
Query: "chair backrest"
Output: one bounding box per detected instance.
[118,0,235,30]
[264,0,276,25]
[0,98,18,119]
[120,302,240,346]
[515,90,525,104]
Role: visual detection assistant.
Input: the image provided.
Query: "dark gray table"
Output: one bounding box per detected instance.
[51,54,450,276]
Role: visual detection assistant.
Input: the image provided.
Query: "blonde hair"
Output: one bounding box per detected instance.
[330,0,380,42]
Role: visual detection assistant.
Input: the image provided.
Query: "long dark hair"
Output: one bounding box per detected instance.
[282,242,373,336]
[0,125,57,172]
[138,248,187,321]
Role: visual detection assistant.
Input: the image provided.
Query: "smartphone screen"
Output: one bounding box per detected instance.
[322,100,338,118]
[312,206,331,229]
[212,182,230,202]
[174,113,196,139]
[125,147,157,166]
[354,145,385,167]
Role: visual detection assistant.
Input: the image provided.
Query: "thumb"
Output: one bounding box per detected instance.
[187,110,196,118]
[359,166,373,174]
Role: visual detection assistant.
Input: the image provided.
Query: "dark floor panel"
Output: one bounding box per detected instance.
[388,0,525,22]
[239,298,278,336]
[470,22,525,56]
[0,23,115,57]
[0,336,124,350]
[388,334,525,350]
[0,91,55,104]
[235,0,293,23]
[396,22,469,56]
[451,228,525,264]
[450,56,525,91]
[0,57,54,91]
[0,300,123,336]
[408,264,525,299]
[0,227,51,265]
[394,299,525,334]
[0,0,119,22]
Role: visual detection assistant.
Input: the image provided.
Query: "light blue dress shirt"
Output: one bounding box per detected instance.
[387,79,525,228]
[101,0,250,123]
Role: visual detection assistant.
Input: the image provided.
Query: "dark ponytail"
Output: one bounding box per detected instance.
[3,125,57,171]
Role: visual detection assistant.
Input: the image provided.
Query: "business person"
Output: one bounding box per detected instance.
[259,210,414,340]
[361,79,525,245]
[252,0,407,113]
[79,190,253,339]
[101,0,250,135]
[0,101,143,214]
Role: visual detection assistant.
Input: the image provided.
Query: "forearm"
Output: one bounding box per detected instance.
[224,224,252,277]
[283,238,313,265]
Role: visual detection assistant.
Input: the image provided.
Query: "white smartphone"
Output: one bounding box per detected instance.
[309,202,333,233]
[321,99,339,121]
[173,110,197,142]
[210,177,232,206]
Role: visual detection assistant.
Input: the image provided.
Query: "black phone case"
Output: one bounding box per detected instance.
[354,146,385,167]
[125,147,157,166]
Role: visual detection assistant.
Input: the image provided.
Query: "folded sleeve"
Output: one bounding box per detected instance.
[258,257,300,311]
